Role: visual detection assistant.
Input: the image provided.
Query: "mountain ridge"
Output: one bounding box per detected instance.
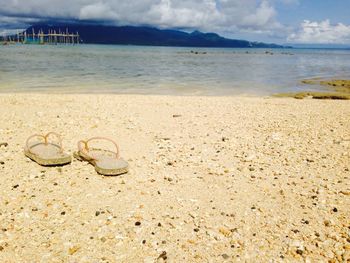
[23,23,289,48]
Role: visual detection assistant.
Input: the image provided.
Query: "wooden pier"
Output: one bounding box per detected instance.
[2,28,80,45]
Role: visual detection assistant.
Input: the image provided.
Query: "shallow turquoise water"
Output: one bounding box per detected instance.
[1,44,350,95]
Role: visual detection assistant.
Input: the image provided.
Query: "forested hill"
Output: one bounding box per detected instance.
[26,23,288,48]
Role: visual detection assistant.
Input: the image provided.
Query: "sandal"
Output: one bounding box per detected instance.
[24,132,71,166]
[74,137,128,176]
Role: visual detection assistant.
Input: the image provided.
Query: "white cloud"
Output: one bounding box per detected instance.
[0,0,285,36]
[241,1,276,28]
[79,2,119,21]
[288,19,350,44]
[277,0,299,5]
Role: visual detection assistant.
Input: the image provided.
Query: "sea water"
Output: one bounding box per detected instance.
[1,44,350,95]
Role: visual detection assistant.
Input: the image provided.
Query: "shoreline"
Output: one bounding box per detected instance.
[0,91,267,97]
[1,78,349,99]
[0,94,349,262]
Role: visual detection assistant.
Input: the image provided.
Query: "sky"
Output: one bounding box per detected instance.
[0,0,350,45]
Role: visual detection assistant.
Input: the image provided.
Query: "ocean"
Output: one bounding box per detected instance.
[1,44,350,95]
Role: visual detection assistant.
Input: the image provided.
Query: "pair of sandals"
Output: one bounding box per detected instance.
[24,132,128,176]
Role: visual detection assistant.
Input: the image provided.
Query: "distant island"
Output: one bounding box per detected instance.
[13,23,289,48]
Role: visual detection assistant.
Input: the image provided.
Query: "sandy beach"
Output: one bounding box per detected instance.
[0,93,349,262]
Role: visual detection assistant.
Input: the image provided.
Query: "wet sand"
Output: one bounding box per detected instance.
[0,94,349,262]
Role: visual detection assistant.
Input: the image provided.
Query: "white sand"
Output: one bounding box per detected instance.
[0,94,349,262]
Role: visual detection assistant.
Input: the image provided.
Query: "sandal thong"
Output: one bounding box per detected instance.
[74,137,128,176]
[24,132,71,166]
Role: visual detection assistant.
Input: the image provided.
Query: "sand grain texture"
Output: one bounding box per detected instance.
[0,94,349,262]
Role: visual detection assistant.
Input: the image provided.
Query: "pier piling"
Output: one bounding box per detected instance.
[2,28,80,45]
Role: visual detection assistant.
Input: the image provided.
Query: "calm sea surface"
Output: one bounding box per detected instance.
[1,44,350,95]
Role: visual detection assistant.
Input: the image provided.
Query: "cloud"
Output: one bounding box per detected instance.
[79,2,119,21]
[276,0,299,5]
[0,15,38,32]
[288,19,350,44]
[242,1,276,27]
[240,0,282,32]
[0,0,286,37]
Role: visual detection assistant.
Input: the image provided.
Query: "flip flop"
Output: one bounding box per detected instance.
[24,132,71,166]
[73,137,128,176]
